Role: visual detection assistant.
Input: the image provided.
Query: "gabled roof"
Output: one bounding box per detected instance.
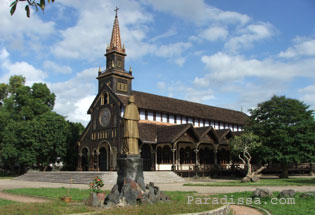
[216,129,234,141]
[87,84,123,114]
[117,91,247,125]
[157,124,199,143]
[195,126,219,142]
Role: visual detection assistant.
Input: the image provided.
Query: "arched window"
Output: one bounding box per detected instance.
[101,92,109,105]
[180,148,185,164]
[162,145,172,164]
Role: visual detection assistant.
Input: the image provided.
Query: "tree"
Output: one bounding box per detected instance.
[32,112,69,171]
[62,122,84,171]
[10,0,55,18]
[249,95,315,178]
[230,132,267,182]
[0,75,69,173]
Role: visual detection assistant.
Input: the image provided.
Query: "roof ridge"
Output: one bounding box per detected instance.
[132,90,246,115]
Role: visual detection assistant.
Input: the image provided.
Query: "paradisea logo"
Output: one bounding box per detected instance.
[187,195,296,205]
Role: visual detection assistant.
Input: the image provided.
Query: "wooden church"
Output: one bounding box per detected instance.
[77,11,248,173]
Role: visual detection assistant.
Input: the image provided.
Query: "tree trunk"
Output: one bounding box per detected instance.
[246,161,252,176]
[281,163,289,178]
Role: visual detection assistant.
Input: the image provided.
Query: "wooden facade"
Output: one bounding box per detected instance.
[77,12,247,172]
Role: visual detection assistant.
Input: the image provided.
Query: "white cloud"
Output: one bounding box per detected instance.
[224,22,275,52]
[196,52,314,85]
[278,37,315,58]
[200,26,228,42]
[142,0,250,25]
[43,61,72,74]
[0,1,55,51]
[150,28,177,42]
[52,0,153,61]
[49,67,98,126]
[155,42,192,58]
[157,81,166,89]
[299,85,315,109]
[175,57,186,67]
[0,48,47,85]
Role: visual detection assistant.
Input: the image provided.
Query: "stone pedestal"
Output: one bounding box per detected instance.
[104,154,170,206]
[116,154,145,192]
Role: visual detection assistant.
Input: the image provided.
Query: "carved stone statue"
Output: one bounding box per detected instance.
[123,96,140,155]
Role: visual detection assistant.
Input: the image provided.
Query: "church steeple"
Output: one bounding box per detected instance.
[98,7,133,96]
[107,7,125,54]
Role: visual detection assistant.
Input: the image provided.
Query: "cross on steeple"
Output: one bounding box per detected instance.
[114,7,119,17]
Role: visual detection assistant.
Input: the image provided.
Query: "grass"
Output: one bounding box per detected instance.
[3,187,314,215]
[3,187,93,201]
[212,191,315,215]
[0,198,16,206]
[1,188,224,215]
[184,177,315,187]
[0,200,96,215]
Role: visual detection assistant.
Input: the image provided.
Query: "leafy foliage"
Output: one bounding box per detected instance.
[230,132,262,175]
[62,122,84,171]
[248,95,315,177]
[10,0,55,18]
[0,75,83,173]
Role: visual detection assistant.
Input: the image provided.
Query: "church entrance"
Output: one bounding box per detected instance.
[141,144,152,171]
[81,148,89,171]
[99,147,107,171]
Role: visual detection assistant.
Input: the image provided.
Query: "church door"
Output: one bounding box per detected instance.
[99,147,107,171]
[81,148,89,171]
[141,144,152,171]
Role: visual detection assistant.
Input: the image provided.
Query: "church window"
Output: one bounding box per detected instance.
[182,116,187,124]
[176,115,181,125]
[162,145,172,164]
[117,60,122,68]
[140,109,146,120]
[148,111,153,121]
[205,120,210,127]
[188,117,193,124]
[156,112,161,122]
[162,113,168,122]
[101,92,109,105]
[117,82,128,92]
[194,118,199,127]
[145,110,148,120]
[169,114,174,124]
[153,112,156,121]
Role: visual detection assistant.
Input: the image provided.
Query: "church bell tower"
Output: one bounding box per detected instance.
[97,7,133,95]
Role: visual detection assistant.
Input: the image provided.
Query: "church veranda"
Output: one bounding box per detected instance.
[76,10,247,175]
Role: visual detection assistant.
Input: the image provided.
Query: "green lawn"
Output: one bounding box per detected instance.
[3,187,92,201]
[0,198,16,206]
[212,191,315,215]
[2,187,314,215]
[184,178,315,187]
[1,188,223,215]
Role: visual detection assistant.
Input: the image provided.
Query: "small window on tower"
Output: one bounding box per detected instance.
[117,60,122,68]
[101,92,109,105]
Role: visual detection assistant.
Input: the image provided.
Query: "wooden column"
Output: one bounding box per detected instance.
[171,148,176,171]
[214,145,218,166]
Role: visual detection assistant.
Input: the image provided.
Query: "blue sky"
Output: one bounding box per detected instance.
[1,0,315,126]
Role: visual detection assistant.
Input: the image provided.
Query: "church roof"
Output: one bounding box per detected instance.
[118,91,248,125]
[138,122,236,144]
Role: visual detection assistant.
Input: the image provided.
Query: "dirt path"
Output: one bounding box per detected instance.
[0,191,50,203]
[230,205,264,215]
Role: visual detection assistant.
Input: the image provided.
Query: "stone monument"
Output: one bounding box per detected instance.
[104,96,169,206]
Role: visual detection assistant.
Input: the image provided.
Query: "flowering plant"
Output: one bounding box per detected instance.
[89,176,104,193]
